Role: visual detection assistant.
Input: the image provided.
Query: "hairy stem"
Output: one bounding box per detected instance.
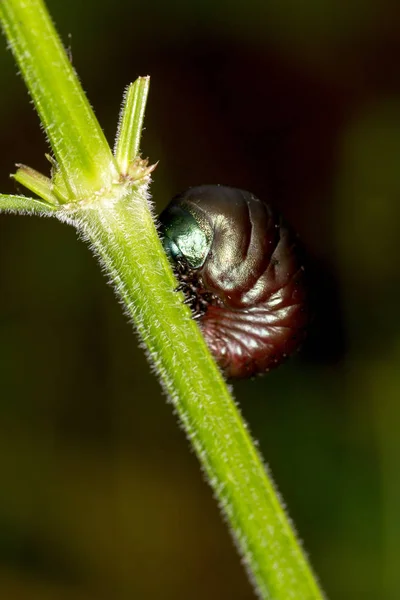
[0,0,118,196]
[0,0,325,597]
[59,192,325,600]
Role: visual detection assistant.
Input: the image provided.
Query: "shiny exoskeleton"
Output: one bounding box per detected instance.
[159,185,308,379]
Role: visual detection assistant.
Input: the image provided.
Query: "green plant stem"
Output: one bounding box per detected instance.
[0,0,325,597]
[0,0,118,197]
[61,193,325,600]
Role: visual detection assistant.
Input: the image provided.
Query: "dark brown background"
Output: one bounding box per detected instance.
[1,0,400,598]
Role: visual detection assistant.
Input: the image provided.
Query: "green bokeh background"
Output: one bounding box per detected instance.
[1,0,400,598]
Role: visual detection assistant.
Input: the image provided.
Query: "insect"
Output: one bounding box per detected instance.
[159,185,308,379]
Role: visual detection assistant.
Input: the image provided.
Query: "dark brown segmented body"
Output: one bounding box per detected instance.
[160,185,308,379]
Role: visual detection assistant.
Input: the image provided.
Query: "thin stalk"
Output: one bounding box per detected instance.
[0,0,118,197]
[0,0,325,597]
[58,193,325,600]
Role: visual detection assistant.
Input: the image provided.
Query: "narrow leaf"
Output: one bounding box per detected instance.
[114,76,150,174]
[13,164,62,205]
[0,194,57,215]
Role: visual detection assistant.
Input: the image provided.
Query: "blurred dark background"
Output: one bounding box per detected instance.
[1,0,400,598]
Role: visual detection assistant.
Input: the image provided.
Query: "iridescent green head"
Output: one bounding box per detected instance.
[159,198,213,269]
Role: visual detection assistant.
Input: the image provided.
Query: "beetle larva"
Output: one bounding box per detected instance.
[159,185,308,379]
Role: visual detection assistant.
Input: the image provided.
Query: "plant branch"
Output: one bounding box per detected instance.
[0,1,325,598]
[0,0,118,197]
[58,192,325,600]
